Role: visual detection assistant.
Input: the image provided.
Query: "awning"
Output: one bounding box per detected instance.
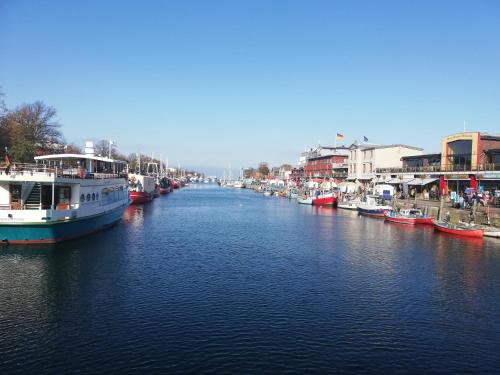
[386,178,415,184]
[408,178,438,186]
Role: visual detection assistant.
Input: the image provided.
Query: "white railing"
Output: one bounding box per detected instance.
[0,163,126,180]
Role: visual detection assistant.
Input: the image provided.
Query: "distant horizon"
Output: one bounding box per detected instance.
[2,1,499,170]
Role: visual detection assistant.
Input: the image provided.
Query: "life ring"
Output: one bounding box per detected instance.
[79,168,86,179]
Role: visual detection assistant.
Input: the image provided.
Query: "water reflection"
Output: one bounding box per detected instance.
[0,187,499,374]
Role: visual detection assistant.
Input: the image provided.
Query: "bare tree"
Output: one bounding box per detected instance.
[1,101,62,161]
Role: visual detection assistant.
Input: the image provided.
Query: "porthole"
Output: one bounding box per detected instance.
[86,193,91,202]
[96,193,99,200]
[92,193,96,201]
[80,194,85,203]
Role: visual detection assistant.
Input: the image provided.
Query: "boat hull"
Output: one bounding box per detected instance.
[433,222,484,238]
[337,203,358,210]
[312,196,337,207]
[0,203,128,244]
[385,213,417,225]
[130,191,153,204]
[297,198,313,205]
[357,207,390,218]
[415,217,434,225]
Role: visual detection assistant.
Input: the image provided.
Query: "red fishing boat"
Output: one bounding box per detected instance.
[311,192,337,207]
[433,221,484,238]
[128,173,155,204]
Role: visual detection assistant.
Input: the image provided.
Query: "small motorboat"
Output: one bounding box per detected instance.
[384,210,417,225]
[337,199,359,211]
[407,208,434,224]
[297,196,314,205]
[263,188,273,197]
[357,195,392,218]
[433,220,484,238]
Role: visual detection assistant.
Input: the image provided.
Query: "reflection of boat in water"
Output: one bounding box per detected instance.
[433,221,484,238]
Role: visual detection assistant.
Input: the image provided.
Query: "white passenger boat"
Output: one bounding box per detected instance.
[0,141,130,244]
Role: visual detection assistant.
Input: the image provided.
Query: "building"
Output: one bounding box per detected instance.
[301,145,349,180]
[347,143,423,182]
[402,153,442,172]
[371,132,500,197]
[440,132,500,193]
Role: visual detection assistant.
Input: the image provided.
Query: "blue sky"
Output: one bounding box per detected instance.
[1,0,499,173]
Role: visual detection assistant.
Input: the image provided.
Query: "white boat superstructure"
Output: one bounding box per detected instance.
[0,141,130,243]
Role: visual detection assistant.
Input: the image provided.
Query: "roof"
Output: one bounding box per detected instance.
[401,153,441,160]
[307,154,348,161]
[34,153,127,164]
[363,144,424,151]
[480,133,500,141]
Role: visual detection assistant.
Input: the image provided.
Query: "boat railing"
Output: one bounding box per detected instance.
[0,163,126,180]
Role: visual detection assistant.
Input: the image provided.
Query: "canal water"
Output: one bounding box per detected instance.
[0,185,499,374]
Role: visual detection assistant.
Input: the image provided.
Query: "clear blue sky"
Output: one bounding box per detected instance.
[1,0,499,174]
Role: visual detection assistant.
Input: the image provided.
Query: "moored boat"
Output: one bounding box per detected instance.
[128,173,155,203]
[357,195,392,218]
[384,210,417,225]
[433,220,484,238]
[297,196,314,205]
[311,192,337,207]
[0,142,130,244]
[337,199,359,210]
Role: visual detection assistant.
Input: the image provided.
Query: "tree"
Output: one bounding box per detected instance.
[1,101,62,162]
[243,167,256,178]
[258,162,269,176]
[280,164,293,171]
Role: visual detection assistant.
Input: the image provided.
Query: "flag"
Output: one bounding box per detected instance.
[363,136,368,142]
[4,147,12,175]
[336,133,344,141]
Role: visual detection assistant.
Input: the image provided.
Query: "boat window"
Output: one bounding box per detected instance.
[80,194,85,203]
[92,193,96,201]
[96,193,99,200]
[86,193,91,202]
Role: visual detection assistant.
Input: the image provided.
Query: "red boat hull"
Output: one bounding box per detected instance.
[312,196,337,206]
[385,214,416,225]
[433,224,484,238]
[415,217,434,225]
[159,188,168,195]
[130,191,153,204]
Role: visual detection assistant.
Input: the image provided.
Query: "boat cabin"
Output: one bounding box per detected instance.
[0,145,127,211]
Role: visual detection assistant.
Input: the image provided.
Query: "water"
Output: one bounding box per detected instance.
[0,185,499,374]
